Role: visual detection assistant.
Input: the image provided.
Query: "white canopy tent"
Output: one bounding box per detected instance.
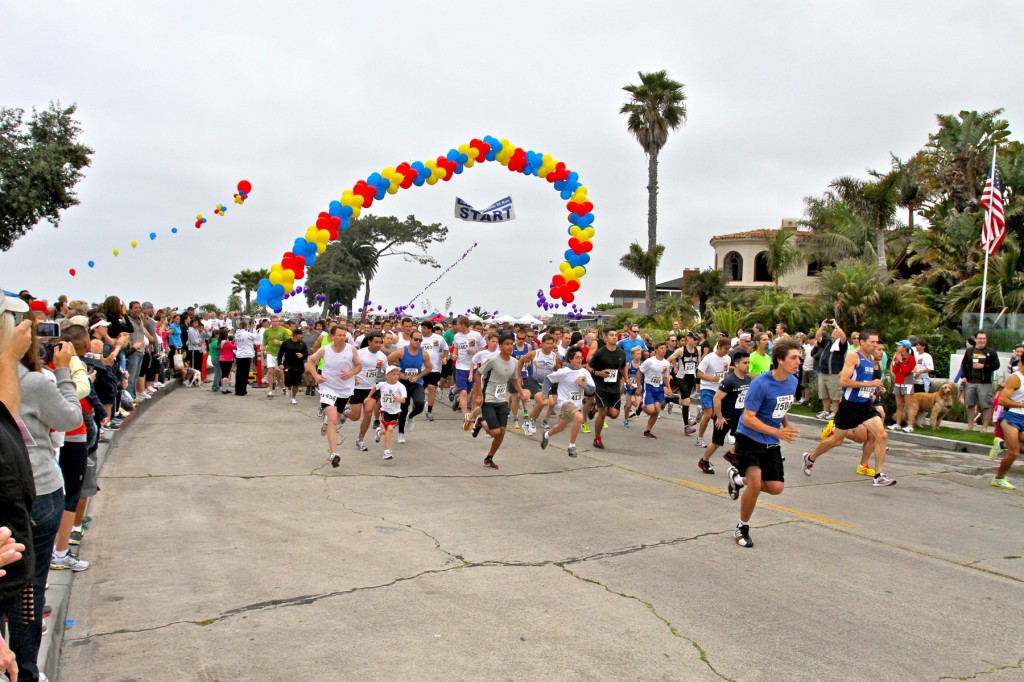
[493,314,517,323]
[516,314,542,325]
[466,313,484,322]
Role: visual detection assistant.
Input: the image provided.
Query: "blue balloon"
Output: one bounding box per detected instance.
[259,278,271,288]
[374,186,387,201]
[578,213,595,227]
[341,205,353,218]
[329,200,343,217]
[578,253,591,266]
[171,227,178,234]
[341,217,351,230]
[87,260,95,268]
[149,232,156,240]
[271,284,285,297]
[306,251,316,266]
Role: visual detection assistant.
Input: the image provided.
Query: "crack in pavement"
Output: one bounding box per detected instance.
[103,463,613,481]
[937,656,1024,680]
[557,564,730,680]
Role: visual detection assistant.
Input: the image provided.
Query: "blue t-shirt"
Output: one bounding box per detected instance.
[168,323,182,348]
[736,371,798,445]
[617,337,648,355]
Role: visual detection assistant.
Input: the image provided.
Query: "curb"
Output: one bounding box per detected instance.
[786,414,992,456]
[39,380,178,682]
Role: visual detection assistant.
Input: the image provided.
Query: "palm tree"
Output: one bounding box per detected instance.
[230,268,267,310]
[762,229,800,290]
[621,70,687,312]
[685,268,724,319]
[652,295,695,329]
[922,109,1010,213]
[709,305,748,338]
[748,287,816,333]
[943,242,1024,324]
[830,173,901,270]
[619,242,665,312]
[815,260,933,338]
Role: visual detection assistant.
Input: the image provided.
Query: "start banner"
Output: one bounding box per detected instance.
[454,196,516,222]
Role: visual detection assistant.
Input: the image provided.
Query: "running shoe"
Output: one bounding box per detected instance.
[471,417,483,438]
[887,423,901,432]
[581,422,591,434]
[374,427,382,443]
[687,411,699,426]
[902,426,914,433]
[320,420,328,436]
[50,552,90,572]
[291,398,298,405]
[102,423,120,432]
[695,438,707,448]
[407,416,415,432]
[524,420,537,437]
[523,410,530,420]
[633,407,643,418]
[484,456,499,469]
[317,405,326,418]
[727,434,735,445]
[541,420,550,430]
[992,477,1016,490]
[723,451,739,468]
[373,419,381,430]
[816,411,829,420]
[512,419,521,430]
[989,438,1004,460]
[267,391,275,398]
[666,402,674,414]
[588,405,598,420]
[451,400,460,413]
[820,420,835,441]
[447,387,456,404]
[592,437,604,450]
[69,529,84,546]
[802,452,815,477]
[727,466,743,500]
[857,464,876,477]
[872,473,897,487]
[622,419,630,429]
[329,453,341,468]
[540,431,550,450]
[355,438,368,452]
[426,410,435,422]
[825,412,835,421]
[698,458,714,474]
[463,415,473,431]
[567,445,578,458]
[684,425,696,435]
[734,523,753,548]
[643,430,658,439]
[338,410,347,426]
[383,450,393,460]
[398,434,407,444]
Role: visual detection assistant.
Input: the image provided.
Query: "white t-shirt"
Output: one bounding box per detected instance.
[545,366,595,409]
[913,350,934,385]
[234,330,258,359]
[396,334,413,350]
[472,348,498,372]
[375,381,407,415]
[319,343,358,398]
[421,334,449,372]
[639,357,671,388]
[356,348,387,390]
[453,331,485,371]
[697,352,731,392]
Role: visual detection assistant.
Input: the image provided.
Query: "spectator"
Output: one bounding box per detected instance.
[233,323,259,396]
[912,339,934,394]
[960,331,1000,432]
[815,318,847,420]
[1008,344,1023,375]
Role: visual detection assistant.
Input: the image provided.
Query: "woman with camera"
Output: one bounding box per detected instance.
[9,312,84,680]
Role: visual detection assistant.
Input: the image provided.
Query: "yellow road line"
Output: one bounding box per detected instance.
[675,479,854,528]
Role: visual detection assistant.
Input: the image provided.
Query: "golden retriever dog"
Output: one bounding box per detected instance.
[907,383,956,429]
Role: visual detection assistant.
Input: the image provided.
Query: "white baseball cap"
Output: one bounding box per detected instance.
[0,289,29,316]
[385,365,400,374]
[89,320,111,331]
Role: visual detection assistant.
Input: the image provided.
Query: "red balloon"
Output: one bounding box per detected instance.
[69,268,76,277]
[238,180,252,194]
[566,280,580,292]
[562,292,575,303]
[552,275,566,287]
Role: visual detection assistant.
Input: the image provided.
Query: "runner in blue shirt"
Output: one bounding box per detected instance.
[727,338,802,548]
[616,324,648,357]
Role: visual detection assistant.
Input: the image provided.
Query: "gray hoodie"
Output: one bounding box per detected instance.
[17,364,82,495]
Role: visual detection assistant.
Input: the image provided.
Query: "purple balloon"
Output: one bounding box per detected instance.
[493,310,499,314]
[537,301,543,308]
[295,286,303,294]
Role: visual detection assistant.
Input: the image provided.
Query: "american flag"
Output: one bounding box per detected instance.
[980,163,1005,255]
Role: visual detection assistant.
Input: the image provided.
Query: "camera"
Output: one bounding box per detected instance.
[39,341,59,365]
[36,321,61,338]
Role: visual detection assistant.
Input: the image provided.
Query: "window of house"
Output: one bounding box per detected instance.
[723,251,743,282]
[754,251,771,282]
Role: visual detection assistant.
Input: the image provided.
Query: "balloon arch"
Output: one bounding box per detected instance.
[256,136,596,313]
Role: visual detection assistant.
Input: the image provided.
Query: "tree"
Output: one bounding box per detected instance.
[304,242,363,315]
[762,229,800,290]
[685,268,724,319]
[620,70,687,312]
[814,260,933,340]
[651,294,695,328]
[943,242,1024,324]
[619,242,665,311]
[226,294,243,313]
[198,303,220,314]
[341,214,448,305]
[709,305,748,338]
[0,102,93,251]
[230,268,268,310]
[830,172,902,270]
[747,287,817,333]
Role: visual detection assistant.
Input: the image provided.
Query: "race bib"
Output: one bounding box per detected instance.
[380,392,396,407]
[569,390,583,406]
[405,367,419,379]
[858,386,875,399]
[714,371,726,380]
[363,369,378,381]
[684,362,696,374]
[736,388,748,410]
[494,383,508,399]
[771,395,794,419]
[604,368,618,383]
[458,342,469,351]
[319,389,340,406]
[648,375,663,387]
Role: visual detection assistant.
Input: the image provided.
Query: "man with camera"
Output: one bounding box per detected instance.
[814,319,847,420]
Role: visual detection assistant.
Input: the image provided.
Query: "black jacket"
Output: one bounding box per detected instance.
[0,401,36,613]
[961,346,1000,384]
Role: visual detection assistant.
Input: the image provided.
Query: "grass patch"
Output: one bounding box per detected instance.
[787,404,998,447]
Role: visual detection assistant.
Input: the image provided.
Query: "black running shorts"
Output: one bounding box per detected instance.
[834,399,879,431]
[482,402,510,429]
[735,432,785,483]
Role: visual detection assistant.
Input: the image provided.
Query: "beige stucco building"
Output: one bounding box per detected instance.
[709,219,820,296]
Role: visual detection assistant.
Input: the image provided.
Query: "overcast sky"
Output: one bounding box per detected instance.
[3,1,1022,316]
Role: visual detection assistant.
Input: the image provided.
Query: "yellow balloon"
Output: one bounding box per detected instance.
[305,226,319,242]
[386,183,399,195]
[281,270,295,283]
[269,271,283,285]
[113,249,120,256]
[270,263,283,272]
[283,282,294,294]
[196,214,203,220]
[316,241,327,254]
[131,240,138,248]
[317,229,330,243]
[351,204,361,219]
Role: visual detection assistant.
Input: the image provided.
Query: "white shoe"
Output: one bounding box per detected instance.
[888,423,901,432]
[375,427,382,443]
[903,426,914,433]
[398,434,407,444]
[726,434,735,445]
[290,398,298,405]
[50,551,89,572]
[695,438,707,448]
[383,450,393,460]
[267,391,275,398]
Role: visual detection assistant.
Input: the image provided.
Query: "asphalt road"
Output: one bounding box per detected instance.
[60,387,1024,681]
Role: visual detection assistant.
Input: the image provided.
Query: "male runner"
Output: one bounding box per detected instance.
[263,316,292,397]
[667,332,701,433]
[638,342,673,439]
[519,335,562,437]
[306,326,362,467]
[993,369,1024,489]
[695,338,732,447]
[726,338,801,548]
[471,334,521,469]
[419,321,448,421]
[348,332,387,452]
[452,316,485,424]
[388,332,431,444]
[509,330,535,428]
[539,348,595,458]
[276,328,310,404]
[801,331,895,486]
[699,350,750,474]
[586,327,627,449]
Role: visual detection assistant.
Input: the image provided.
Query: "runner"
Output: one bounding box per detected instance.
[813,416,887,479]
[621,346,644,428]
[470,334,521,469]
[586,327,627,449]
[539,347,595,458]
[636,342,673,439]
[451,316,486,424]
[699,350,750,474]
[509,330,534,429]
[667,332,701,434]
[348,332,387,452]
[464,333,500,429]
[518,335,562,437]
[800,331,895,486]
[374,366,407,460]
[305,326,362,468]
[262,316,292,398]
[747,332,772,377]
[388,331,431,444]
[993,369,1024,489]
[726,338,802,548]
[276,327,310,404]
[695,338,732,448]
[419,321,449,421]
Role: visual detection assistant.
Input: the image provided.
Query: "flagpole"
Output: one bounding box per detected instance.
[979,145,998,331]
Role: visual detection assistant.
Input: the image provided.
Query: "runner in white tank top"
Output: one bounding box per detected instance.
[994,370,1024,489]
[306,327,361,468]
